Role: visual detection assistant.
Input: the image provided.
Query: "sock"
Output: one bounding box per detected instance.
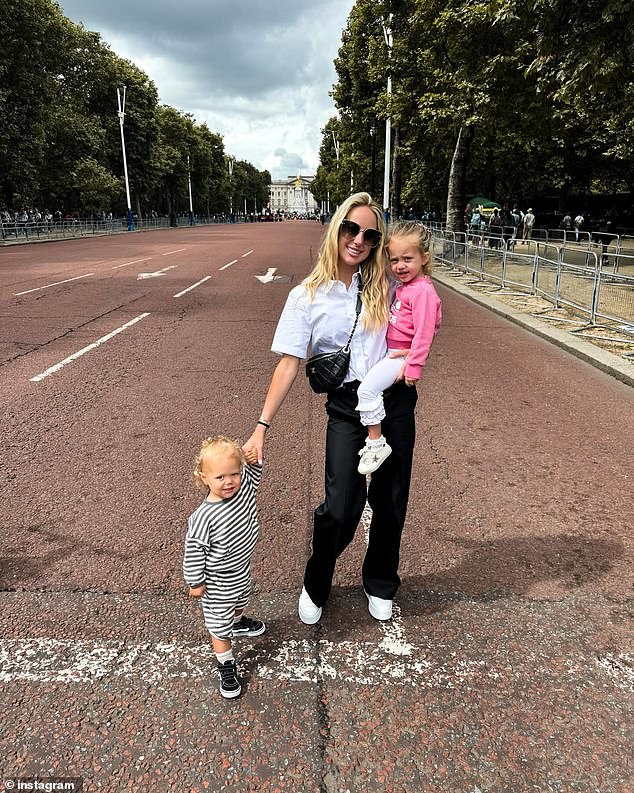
[216,649,234,664]
[367,435,385,447]
[233,614,243,625]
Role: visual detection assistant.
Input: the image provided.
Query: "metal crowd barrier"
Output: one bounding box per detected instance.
[0,214,254,243]
[431,228,634,331]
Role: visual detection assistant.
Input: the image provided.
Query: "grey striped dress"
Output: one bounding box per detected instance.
[183,462,262,639]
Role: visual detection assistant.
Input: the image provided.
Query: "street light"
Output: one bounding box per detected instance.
[227,156,234,221]
[382,16,393,223]
[187,154,194,225]
[116,86,134,231]
[370,125,377,198]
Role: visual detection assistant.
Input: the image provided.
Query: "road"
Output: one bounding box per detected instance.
[1,223,632,792]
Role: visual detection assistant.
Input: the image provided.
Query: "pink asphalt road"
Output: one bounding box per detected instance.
[0,223,631,792]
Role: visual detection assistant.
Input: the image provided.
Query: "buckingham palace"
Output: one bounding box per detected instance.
[269,175,318,215]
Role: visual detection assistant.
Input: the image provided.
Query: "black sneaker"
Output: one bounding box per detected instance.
[232,616,266,637]
[218,659,241,699]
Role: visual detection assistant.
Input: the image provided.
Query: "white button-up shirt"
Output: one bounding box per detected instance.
[271,271,387,382]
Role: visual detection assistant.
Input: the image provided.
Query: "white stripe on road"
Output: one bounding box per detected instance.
[112,257,152,270]
[0,636,480,687]
[0,638,626,690]
[14,273,94,296]
[360,496,416,656]
[173,276,212,298]
[29,313,150,382]
[241,250,254,257]
[162,248,186,256]
[219,259,238,271]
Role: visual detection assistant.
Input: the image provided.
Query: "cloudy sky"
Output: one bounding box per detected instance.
[57,0,356,180]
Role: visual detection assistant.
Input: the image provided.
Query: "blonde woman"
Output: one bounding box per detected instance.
[244,192,416,624]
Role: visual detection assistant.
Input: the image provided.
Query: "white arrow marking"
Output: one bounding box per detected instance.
[137,265,176,280]
[255,267,279,283]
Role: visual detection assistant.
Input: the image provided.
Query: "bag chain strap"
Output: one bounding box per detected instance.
[342,290,363,353]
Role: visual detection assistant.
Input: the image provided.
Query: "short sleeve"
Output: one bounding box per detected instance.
[271,286,312,358]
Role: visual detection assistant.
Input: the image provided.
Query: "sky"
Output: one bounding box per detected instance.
[57,0,356,180]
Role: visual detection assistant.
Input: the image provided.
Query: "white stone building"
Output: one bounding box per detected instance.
[269,175,318,215]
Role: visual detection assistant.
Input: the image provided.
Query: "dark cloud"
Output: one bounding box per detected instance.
[58,0,355,177]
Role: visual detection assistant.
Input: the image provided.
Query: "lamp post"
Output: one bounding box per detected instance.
[227,156,234,222]
[382,16,393,224]
[187,154,194,225]
[370,125,377,198]
[116,86,134,231]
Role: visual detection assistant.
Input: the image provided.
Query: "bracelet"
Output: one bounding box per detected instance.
[257,419,271,430]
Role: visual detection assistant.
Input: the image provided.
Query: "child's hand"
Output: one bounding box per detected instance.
[244,446,259,465]
[405,376,419,387]
[188,585,205,598]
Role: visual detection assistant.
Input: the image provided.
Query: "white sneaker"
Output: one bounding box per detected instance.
[358,438,392,475]
[365,590,393,621]
[298,587,322,624]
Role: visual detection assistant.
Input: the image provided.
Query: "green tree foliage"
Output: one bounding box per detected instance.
[323,0,634,228]
[0,0,268,217]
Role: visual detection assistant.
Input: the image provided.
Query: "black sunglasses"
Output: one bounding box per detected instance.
[339,219,382,248]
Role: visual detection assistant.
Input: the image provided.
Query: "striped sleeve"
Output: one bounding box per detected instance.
[183,511,210,588]
[242,462,262,491]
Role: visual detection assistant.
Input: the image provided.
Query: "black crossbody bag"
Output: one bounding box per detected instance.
[305,290,363,394]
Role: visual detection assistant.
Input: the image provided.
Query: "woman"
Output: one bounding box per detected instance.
[244,192,417,623]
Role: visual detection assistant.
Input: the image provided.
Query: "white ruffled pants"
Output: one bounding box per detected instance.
[356,351,405,426]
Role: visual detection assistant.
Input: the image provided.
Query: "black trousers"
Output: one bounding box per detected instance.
[304,380,417,606]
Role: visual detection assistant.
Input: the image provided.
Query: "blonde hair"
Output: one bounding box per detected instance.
[388,221,433,276]
[302,192,389,331]
[193,435,243,490]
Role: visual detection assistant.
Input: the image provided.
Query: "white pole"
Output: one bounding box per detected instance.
[187,155,193,212]
[117,87,133,231]
[382,19,393,222]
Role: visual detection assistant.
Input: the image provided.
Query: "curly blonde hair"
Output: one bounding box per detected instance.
[302,192,389,331]
[193,436,243,491]
[388,221,433,276]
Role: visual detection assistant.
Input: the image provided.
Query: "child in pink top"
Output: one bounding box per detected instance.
[357,222,442,474]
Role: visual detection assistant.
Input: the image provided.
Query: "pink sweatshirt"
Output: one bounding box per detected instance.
[386,275,442,380]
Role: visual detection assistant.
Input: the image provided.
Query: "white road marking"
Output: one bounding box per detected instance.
[112,257,152,270]
[29,313,150,382]
[255,267,278,283]
[359,496,416,656]
[162,248,186,256]
[14,273,94,296]
[137,265,177,280]
[241,249,254,257]
[0,636,482,687]
[219,259,238,271]
[173,276,212,298]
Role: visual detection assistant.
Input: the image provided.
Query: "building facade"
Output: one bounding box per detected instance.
[269,175,318,215]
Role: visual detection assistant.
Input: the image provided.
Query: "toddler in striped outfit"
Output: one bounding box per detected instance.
[183,436,265,699]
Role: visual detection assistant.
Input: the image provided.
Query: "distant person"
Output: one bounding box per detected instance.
[183,436,265,700]
[561,212,572,232]
[522,208,535,241]
[574,213,584,242]
[488,208,502,249]
[356,222,442,474]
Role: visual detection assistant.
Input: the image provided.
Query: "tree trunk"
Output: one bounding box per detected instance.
[446,124,475,232]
